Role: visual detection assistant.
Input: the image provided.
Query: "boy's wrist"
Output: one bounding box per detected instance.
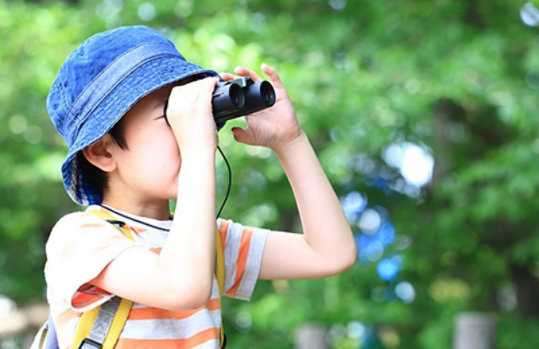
[180,145,217,158]
[272,130,308,157]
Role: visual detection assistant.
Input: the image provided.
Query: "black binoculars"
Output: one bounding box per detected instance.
[212,77,276,123]
[164,77,276,125]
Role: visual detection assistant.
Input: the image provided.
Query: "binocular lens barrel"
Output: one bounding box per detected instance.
[212,83,245,112]
[164,77,275,126]
[244,80,275,109]
[261,81,276,106]
[212,77,276,123]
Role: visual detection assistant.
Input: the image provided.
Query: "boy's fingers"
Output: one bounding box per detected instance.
[198,77,219,104]
[195,76,219,86]
[231,127,254,145]
[234,66,262,82]
[261,63,284,89]
[218,72,238,81]
[174,76,216,91]
[169,77,217,112]
[190,77,218,94]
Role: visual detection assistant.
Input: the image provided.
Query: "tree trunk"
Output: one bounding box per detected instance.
[295,323,329,349]
[454,313,496,349]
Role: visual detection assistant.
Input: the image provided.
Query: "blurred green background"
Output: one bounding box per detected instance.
[0,0,538,348]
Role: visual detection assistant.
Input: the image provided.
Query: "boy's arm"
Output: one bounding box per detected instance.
[158,77,218,303]
[221,65,356,280]
[259,131,356,279]
[90,78,218,310]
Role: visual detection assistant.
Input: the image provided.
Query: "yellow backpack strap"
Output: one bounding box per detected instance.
[215,228,226,296]
[75,208,226,348]
[73,306,98,348]
[89,209,135,240]
[72,209,135,349]
[73,297,132,349]
[215,228,226,347]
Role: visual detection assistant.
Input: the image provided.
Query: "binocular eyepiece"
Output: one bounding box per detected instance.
[164,77,276,126]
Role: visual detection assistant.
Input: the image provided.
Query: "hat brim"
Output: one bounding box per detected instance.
[62,56,218,205]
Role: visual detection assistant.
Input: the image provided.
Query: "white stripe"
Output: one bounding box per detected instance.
[194,339,221,349]
[210,279,220,298]
[224,221,243,290]
[133,232,167,249]
[235,228,269,300]
[121,309,221,339]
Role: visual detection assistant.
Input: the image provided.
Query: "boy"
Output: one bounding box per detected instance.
[44,25,356,348]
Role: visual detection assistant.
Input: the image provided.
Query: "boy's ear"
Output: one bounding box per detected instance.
[81,135,117,172]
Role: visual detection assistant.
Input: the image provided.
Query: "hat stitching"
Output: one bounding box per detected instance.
[71,52,181,146]
[66,41,176,128]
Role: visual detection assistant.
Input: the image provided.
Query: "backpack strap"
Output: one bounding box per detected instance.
[44,314,59,348]
[72,210,135,349]
[215,227,226,347]
[74,208,227,348]
[74,297,132,349]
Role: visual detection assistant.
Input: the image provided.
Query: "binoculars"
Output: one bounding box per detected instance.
[164,77,276,125]
[212,77,276,123]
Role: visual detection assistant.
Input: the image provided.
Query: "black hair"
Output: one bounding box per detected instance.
[76,120,128,200]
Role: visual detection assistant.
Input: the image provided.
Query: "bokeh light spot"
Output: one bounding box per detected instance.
[341,191,367,221]
[521,3,539,26]
[377,257,400,281]
[329,0,347,11]
[358,208,381,234]
[395,281,416,303]
[138,3,156,21]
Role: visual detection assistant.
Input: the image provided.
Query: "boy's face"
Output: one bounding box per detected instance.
[108,83,183,203]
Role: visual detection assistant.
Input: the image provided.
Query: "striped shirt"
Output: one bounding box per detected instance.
[44,205,268,348]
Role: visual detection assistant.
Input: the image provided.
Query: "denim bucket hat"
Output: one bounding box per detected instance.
[47,25,218,206]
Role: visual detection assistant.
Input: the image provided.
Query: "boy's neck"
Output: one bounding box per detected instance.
[101,197,171,220]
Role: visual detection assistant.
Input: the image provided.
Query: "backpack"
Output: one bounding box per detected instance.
[31,209,226,348]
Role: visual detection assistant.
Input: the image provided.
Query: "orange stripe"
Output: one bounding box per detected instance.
[115,327,219,348]
[128,298,221,320]
[226,228,253,297]
[72,286,110,309]
[218,220,229,250]
[129,226,140,236]
[150,247,162,254]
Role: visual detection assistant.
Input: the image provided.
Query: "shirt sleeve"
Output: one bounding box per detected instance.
[217,218,269,301]
[44,211,137,312]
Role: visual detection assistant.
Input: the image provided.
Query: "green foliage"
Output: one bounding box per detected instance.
[0,0,538,347]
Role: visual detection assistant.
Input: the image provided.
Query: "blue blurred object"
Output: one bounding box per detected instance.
[377,257,400,281]
[395,281,416,303]
[342,191,367,221]
[355,220,396,264]
[45,315,59,349]
[378,222,395,246]
[361,326,385,349]
[356,233,385,264]
[366,175,391,192]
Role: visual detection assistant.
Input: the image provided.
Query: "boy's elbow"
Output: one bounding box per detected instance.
[342,246,357,271]
[346,242,358,268]
[165,276,213,310]
[329,243,357,275]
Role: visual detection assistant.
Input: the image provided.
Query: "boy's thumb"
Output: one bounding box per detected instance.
[231,127,253,144]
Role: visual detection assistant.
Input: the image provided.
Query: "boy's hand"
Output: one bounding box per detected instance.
[166,77,219,153]
[219,64,303,152]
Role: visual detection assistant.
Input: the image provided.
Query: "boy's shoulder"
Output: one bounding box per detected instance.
[52,206,110,229]
[47,206,119,247]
